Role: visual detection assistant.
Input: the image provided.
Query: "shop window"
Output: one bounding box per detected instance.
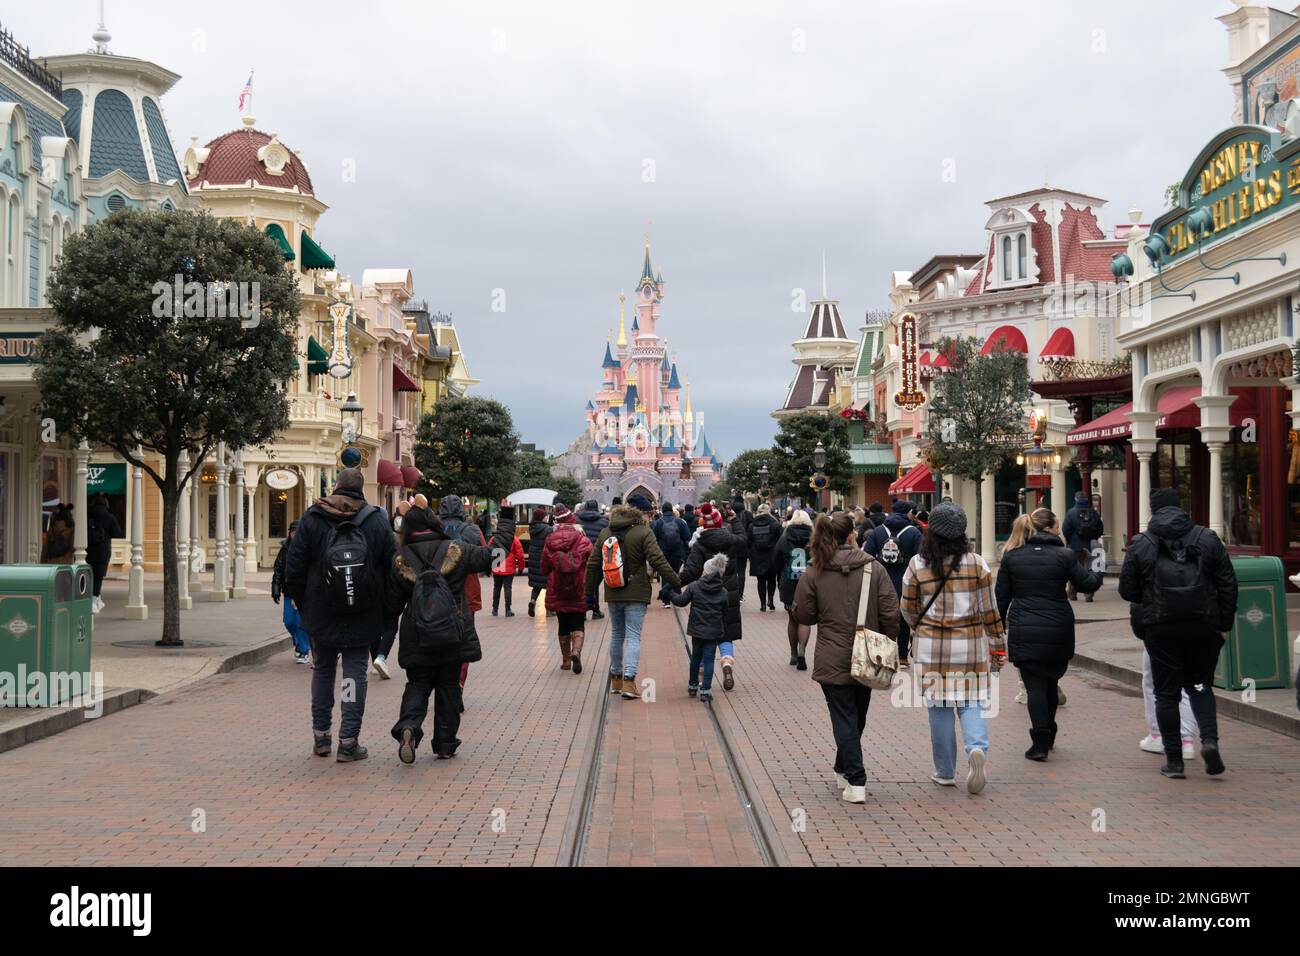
[269,490,288,540]
[1222,436,1262,547]
[1288,425,1300,550]
[1017,234,1028,278]
[1155,440,1194,511]
[1002,236,1012,281]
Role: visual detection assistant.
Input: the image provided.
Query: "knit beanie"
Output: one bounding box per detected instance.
[927,502,968,541]
[627,493,654,513]
[1150,487,1180,512]
[703,552,729,579]
[699,503,724,530]
[891,498,915,515]
[401,506,439,536]
[554,503,575,523]
[532,506,548,523]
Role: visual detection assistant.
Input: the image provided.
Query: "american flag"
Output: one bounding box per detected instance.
[238,73,252,111]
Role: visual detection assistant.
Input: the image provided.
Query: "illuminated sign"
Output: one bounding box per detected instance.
[892,312,926,411]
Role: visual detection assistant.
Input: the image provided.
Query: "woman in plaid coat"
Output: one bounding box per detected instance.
[900,502,1006,794]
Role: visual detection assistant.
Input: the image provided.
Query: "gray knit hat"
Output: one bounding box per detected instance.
[927,502,968,541]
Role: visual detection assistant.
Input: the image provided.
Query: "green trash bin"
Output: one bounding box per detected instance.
[0,563,94,706]
[1215,556,1292,691]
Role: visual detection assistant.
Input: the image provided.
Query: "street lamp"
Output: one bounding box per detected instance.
[810,441,829,512]
[813,441,826,470]
[340,391,364,468]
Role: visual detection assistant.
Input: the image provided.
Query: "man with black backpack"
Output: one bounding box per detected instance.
[863,499,923,666]
[652,502,691,605]
[1062,491,1104,602]
[285,467,396,762]
[1119,487,1238,779]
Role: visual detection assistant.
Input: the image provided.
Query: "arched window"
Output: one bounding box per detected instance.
[1002,236,1012,281]
[1017,233,1028,279]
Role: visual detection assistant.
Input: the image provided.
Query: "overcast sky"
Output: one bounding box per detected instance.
[20,1,1233,457]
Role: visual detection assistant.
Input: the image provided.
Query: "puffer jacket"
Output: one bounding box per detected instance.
[747,512,782,578]
[527,520,553,588]
[774,522,812,607]
[862,513,923,595]
[679,526,742,643]
[492,534,525,577]
[384,513,516,668]
[541,522,593,613]
[792,545,899,685]
[437,495,485,613]
[284,491,396,647]
[576,505,608,545]
[667,553,729,642]
[1119,506,1238,632]
[584,505,681,604]
[995,532,1101,663]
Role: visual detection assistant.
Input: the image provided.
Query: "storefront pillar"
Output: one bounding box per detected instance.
[73,441,89,564]
[211,443,230,602]
[177,449,192,611]
[244,463,260,575]
[304,464,319,510]
[232,449,247,599]
[189,453,205,598]
[1193,393,1236,540]
[980,471,996,563]
[124,448,148,620]
[1050,463,1067,517]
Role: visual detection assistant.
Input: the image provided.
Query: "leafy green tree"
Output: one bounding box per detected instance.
[923,336,1031,549]
[414,396,519,502]
[512,449,554,492]
[36,209,300,645]
[701,480,734,504]
[726,448,779,496]
[770,413,852,498]
[553,474,584,508]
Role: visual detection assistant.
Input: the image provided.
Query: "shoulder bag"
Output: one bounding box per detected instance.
[850,563,898,690]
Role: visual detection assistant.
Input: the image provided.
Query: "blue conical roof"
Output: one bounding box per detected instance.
[602,342,619,369]
[660,351,671,371]
[641,243,655,285]
[668,363,682,390]
[695,430,712,458]
[586,399,595,411]
[623,383,638,411]
[631,314,640,333]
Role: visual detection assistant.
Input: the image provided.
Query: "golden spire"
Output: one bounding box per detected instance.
[684,377,693,422]
[616,291,627,347]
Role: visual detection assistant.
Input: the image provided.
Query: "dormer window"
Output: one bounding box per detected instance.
[985,206,1038,289]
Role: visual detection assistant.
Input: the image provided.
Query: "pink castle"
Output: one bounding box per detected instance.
[583,242,721,506]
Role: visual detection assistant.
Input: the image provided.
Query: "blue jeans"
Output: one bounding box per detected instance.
[311,643,369,739]
[282,601,311,655]
[608,602,647,678]
[926,699,990,780]
[690,638,718,691]
[718,640,734,661]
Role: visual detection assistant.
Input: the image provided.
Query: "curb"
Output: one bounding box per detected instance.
[215,634,293,674]
[0,686,155,755]
[1071,651,1300,741]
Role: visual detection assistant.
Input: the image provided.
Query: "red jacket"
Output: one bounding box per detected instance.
[540,522,593,612]
[492,535,525,577]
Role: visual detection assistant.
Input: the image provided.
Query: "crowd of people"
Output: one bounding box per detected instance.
[272,469,1248,799]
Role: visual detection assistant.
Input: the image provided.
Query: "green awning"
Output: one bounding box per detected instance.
[265,223,295,261]
[300,230,335,270]
[849,443,897,475]
[87,462,126,495]
[307,335,329,375]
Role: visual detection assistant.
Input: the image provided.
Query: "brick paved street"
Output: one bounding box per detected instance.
[1,592,1298,866]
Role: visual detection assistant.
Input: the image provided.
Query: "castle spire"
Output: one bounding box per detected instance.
[616,292,627,347]
[684,377,693,422]
[92,0,112,54]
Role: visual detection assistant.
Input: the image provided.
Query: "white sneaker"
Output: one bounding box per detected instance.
[1139,734,1165,754]
[91,597,103,614]
[1182,738,1196,759]
[373,655,391,680]
[841,784,867,804]
[930,773,957,787]
[966,749,987,795]
[834,772,849,790]
[1014,685,1027,705]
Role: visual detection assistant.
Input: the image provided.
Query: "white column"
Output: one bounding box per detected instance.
[1205,442,1226,539]
[1050,461,1067,518]
[1134,447,1155,531]
[178,449,192,610]
[980,471,996,563]
[1194,393,1236,542]
[244,466,260,575]
[304,464,319,510]
[210,443,230,602]
[124,448,148,620]
[73,441,89,564]
[232,450,247,599]
[189,456,205,596]
[1127,409,1162,533]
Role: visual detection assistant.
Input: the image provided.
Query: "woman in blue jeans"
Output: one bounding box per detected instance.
[899,503,1007,794]
[271,521,312,664]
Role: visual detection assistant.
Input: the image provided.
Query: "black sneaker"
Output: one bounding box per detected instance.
[337,738,368,762]
[528,602,536,617]
[398,728,416,765]
[788,654,798,666]
[592,609,604,620]
[796,657,807,671]
[313,732,331,757]
[505,610,515,617]
[688,685,698,698]
[1160,759,1185,779]
[1202,742,1225,776]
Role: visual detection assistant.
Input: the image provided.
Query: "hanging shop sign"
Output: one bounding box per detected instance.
[892,312,926,411]
[1154,126,1300,263]
[85,463,126,495]
[0,333,42,364]
[326,300,354,378]
[265,468,299,490]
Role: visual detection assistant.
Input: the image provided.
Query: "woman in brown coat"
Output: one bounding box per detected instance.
[793,512,900,804]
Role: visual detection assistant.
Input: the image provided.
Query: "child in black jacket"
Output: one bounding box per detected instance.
[665,552,729,701]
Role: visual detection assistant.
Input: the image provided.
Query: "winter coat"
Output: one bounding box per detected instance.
[437,495,485,613]
[383,514,517,668]
[995,532,1101,663]
[729,507,752,559]
[526,520,553,588]
[651,513,691,569]
[774,523,813,607]
[1061,503,1104,554]
[862,513,923,595]
[284,491,397,647]
[584,505,682,604]
[666,558,729,642]
[682,508,699,534]
[86,500,122,567]
[792,545,899,686]
[541,522,594,613]
[678,527,743,643]
[575,506,608,545]
[492,535,525,577]
[271,535,291,604]
[1118,506,1238,633]
[747,513,782,577]
[41,510,75,564]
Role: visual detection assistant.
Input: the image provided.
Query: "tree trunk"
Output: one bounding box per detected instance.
[158,469,182,646]
[973,476,983,555]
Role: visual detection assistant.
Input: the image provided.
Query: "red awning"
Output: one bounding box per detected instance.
[377,459,405,486]
[1040,327,1074,358]
[393,365,421,392]
[1066,386,1252,445]
[931,350,949,369]
[918,350,931,366]
[888,462,935,495]
[401,465,422,488]
[980,325,1028,356]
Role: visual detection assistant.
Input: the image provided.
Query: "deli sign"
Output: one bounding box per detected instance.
[892,312,926,411]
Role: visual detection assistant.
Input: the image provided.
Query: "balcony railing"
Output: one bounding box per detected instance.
[288,394,343,425]
[0,25,63,99]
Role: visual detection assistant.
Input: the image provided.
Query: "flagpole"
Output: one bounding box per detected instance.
[248,67,254,118]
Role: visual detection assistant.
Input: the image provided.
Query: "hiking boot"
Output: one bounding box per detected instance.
[313,732,332,757]
[336,738,368,762]
[570,633,584,674]
[610,674,623,694]
[398,728,416,765]
[1160,759,1186,778]
[621,675,639,700]
[558,634,572,670]
[1202,742,1225,776]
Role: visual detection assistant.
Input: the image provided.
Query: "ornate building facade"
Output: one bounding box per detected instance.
[582,243,720,506]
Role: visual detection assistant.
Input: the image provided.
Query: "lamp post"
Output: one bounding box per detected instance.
[758,464,769,506]
[1016,440,1060,511]
[339,391,364,470]
[810,441,829,513]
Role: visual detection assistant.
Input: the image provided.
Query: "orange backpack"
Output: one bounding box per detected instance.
[601,532,626,588]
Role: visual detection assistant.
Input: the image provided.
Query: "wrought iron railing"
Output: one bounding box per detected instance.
[1038,355,1132,381]
[0,25,63,99]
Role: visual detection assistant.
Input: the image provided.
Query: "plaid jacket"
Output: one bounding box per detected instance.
[900,552,1006,702]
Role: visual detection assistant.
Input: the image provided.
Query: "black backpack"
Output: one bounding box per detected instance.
[401,545,465,650]
[1151,529,1211,623]
[321,504,378,613]
[751,519,776,551]
[1074,507,1099,541]
[658,517,682,552]
[89,518,107,548]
